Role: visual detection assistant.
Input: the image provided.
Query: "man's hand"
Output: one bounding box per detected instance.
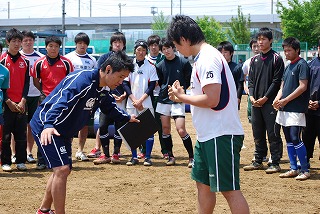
[16,98,26,114]
[40,128,61,146]
[250,96,261,107]
[129,114,140,123]
[309,100,319,110]
[168,80,184,102]
[6,100,20,112]
[256,97,268,107]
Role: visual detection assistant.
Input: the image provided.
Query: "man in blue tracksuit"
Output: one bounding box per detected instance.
[30,51,137,214]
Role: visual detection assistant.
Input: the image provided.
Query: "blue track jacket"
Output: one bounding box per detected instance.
[30,68,130,138]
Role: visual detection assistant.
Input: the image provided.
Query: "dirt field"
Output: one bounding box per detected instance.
[1,98,320,214]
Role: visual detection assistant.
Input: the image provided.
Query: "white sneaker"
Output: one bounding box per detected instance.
[11,155,16,164]
[27,154,37,163]
[2,164,13,172]
[295,171,310,181]
[17,163,27,171]
[75,151,89,161]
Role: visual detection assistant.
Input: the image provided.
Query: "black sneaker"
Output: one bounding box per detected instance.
[126,158,139,166]
[166,157,176,166]
[243,161,264,171]
[27,154,36,163]
[143,158,152,166]
[265,164,281,174]
[36,163,47,170]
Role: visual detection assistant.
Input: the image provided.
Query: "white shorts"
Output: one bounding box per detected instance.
[126,108,154,117]
[276,111,306,127]
[156,103,185,117]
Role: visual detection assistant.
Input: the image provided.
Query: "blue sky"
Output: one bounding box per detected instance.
[0,0,291,19]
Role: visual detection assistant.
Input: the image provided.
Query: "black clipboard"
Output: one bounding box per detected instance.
[118,108,159,151]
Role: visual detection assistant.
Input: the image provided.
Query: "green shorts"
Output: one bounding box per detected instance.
[191,135,244,192]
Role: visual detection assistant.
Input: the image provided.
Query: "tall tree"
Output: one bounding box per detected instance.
[226,6,251,45]
[278,0,320,47]
[196,16,227,47]
[151,11,169,31]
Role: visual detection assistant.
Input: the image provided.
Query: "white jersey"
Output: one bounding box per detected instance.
[64,51,97,70]
[125,58,158,109]
[242,55,258,87]
[190,44,244,142]
[146,54,163,96]
[20,50,44,97]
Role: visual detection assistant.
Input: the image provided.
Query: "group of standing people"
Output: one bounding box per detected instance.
[0,14,319,214]
[242,28,320,182]
[0,26,196,213]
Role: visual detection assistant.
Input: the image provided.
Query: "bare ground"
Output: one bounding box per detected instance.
[1,98,320,214]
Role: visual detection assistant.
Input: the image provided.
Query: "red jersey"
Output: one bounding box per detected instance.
[32,55,73,96]
[0,52,30,102]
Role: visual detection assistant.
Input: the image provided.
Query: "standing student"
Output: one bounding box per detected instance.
[242,38,260,122]
[20,30,44,163]
[31,51,137,214]
[123,39,158,166]
[217,41,244,108]
[145,34,167,159]
[273,37,310,180]
[156,37,194,167]
[243,27,284,174]
[242,38,269,162]
[91,31,127,164]
[0,28,30,172]
[32,35,74,170]
[167,15,249,214]
[302,39,320,166]
[64,32,97,162]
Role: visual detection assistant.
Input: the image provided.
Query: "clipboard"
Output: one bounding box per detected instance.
[118,108,159,151]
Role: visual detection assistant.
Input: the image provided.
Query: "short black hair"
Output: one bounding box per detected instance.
[217,41,234,53]
[109,31,126,51]
[100,51,134,73]
[160,37,175,50]
[45,36,62,47]
[282,37,300,55]
[6,28,23,43]
[249,38,258,49]
[74,32,90,46]
[256,27,273,40]
[167,15,205,46]
[147,34,161,46]
[22,30,35,40]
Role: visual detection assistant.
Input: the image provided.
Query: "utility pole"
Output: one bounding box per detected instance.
[90,0,92,17]
[171,0,173,15]
[118,3,126,32]
[7,1,10,19]
[78,0,80,26]
[269,0,274,24]
[62,0,66,55]
[180,0,181,14]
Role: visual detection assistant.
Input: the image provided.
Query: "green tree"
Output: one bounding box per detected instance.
[277,0,320,47]
[151,11,169,31]
[226,6,251,45]
[196,16,227,47]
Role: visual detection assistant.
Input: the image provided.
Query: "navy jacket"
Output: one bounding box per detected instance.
[30,68,130,138]
[307,56,320,116]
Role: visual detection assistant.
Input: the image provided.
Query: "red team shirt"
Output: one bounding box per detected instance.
[32,55,74,96]
[0,52,30,102]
